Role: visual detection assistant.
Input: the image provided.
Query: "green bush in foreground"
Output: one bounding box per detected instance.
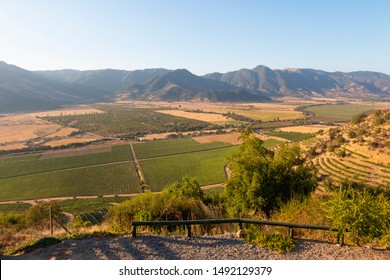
[326,183,390,245]
[107,177,206,231]
[245,229,295,254]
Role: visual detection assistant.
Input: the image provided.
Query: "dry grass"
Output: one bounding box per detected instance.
[193,133,242,144]
[0,124,63,143]
[46,127,78,137]
[0,105,101,150]
[128,101,304,122]
[279,125,335,133]
[43,138,98,147]
[156,109,234,123]
[0,143,27,151]
[27,105,103,117]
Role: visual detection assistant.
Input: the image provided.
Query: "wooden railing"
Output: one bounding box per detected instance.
[131,218,345,245]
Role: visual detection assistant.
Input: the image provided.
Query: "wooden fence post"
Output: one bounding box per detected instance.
[338,232,344,246]
[288,227,294,238]
[49,206,53,235]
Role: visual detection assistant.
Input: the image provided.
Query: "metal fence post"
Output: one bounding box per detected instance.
[186,224,192,238]
[132,225,137,238]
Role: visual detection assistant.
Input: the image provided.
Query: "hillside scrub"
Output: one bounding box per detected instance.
[107,177,207,232]
[224,130,317,217]
[326,182,390,245]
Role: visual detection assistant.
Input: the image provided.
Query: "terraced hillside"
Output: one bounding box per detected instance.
[310,109,390,188]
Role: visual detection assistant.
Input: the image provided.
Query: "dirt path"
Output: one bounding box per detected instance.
[0,184,224,206]
[129,143,145,183]
[2,235,389,260]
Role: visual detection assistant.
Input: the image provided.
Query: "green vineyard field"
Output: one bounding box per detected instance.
[133,138,233,159]
[0,144,133,179]
[0,162,140,202]
[139,146,240,191]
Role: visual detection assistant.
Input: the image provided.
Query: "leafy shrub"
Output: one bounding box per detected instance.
[351,112,367,124]
[375,117,385,125]
[348,130,357,138]
[358,128,367,136]
[271,195,332,240]
[378,230,390,249]
[326,183,390,245]
[25,202,63,227]
[245,229,295,253]
[0,212,25,229]
[70,216,92,228]
[107,179,206,231]
[163,176,204,200]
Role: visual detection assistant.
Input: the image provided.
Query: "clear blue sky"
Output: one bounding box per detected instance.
[1,0,389,75]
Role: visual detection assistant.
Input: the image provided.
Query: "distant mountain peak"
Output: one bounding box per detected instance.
[1,61,390,113]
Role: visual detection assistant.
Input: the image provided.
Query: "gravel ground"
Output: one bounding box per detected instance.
[2,235,389,260]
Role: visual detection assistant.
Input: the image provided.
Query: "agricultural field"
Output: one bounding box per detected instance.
[0,162,139,202]
[0,105,103,151]
[43,105,213,137]
[136,137,282,191]
[264,131,314,142]
[303,103,385,122]
[57,197,130,214]
[0,144,133,179]
[225,108,303,121]
[310,108,390,188]
[0,203,31,213]
[0,144,140,202]
[132,138,233,159]
[139,146,240,190]
[156,109,236,124]
[278,125,335,134]
[314,153,390,187]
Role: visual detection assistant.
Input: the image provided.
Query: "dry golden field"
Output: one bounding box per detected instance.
[27,105,103,117]
[193,133,243,144]
[0,143,27,150]
[0,105,103,150]
[156,109,235,124]
[43,138,98,147]
[279,125,335,133]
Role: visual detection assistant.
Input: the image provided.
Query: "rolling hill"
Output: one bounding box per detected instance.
[2,61,390,113]
[0,62,111,113]
[204,65,390,99]
[119,69,267,102]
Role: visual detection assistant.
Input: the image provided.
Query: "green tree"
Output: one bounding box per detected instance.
[224,132,317,217]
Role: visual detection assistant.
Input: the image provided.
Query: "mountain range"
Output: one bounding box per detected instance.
[1,61,390,113]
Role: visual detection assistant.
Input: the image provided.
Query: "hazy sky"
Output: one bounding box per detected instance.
[1,0,389,75]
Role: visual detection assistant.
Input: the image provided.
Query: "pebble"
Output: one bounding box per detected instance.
[3,235,389,260]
